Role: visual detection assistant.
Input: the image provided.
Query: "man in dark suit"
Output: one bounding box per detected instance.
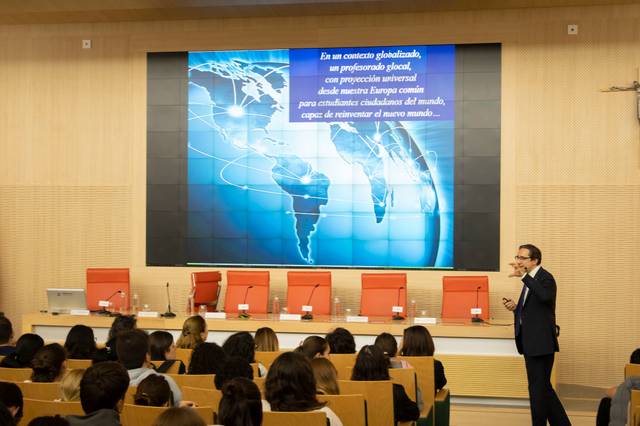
[503,244,571,426]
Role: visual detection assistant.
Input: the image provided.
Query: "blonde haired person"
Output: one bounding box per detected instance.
[176,316,208,349]
[311,357,339,395]
[254,327,279,352]
[60,369,84,402]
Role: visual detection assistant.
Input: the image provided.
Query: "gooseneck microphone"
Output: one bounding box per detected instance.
[97,290,123,316]
[301,284,320,320]
[162,282,176,318]
[392,286,405,321]
[238,285,254,319]
[472,285,484,323]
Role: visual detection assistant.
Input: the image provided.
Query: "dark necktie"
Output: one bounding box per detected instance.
[514,283,527,336]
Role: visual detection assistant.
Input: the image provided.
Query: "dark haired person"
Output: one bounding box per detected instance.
[28,416,70,426]
[151,407,205,426]
[295,336,330,360]
[133,374,173,407]
[188,342,226,375]
[0,333,44,368]
[502,244,570,426]
[149,331,186,374]
[30,343,67,382]
[0,314,15,356]
[218,378,262,426]
[222,332,266,377]
[0,382,23,423]
[116,329,182,406]
[325,327,356,354]
[65,361,129,426]
[399,326,447,392]
[352,345,419,426]
[265,351,342,426]
[0,403,16,426]
[93,315,137,363]
[64,325,97,360]
[214,356,253,390]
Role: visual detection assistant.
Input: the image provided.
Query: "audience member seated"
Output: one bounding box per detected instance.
[149,331,186,374]
[326,328,356,354]
[0,382,23,423]
[0,403,16,426]
[214,356,253,390]
[0,314,15,356]
[596,347,640,426]
[218,377,262,426]
[295,336,330,360]
[28,416,70,426]
[187,342,226,375]
[400,325,447,392]
[65,361,129,426]
[64,325,97,360]
[223,332,266,377]
[176,316,208,350]
[264,351,343,426]
[311,358,339,395]
[352,345,419,426]
[116,329,182,406]
[60,369,84,402]
[31,343,67,383]
[254,327,279,352]
[151,407,205,426]
[133,374,173,407]
[93,315,137,363]
[0,333,44,368]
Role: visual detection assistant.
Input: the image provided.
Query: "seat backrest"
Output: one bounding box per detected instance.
[86,268,130,311]
[399,356,435,418]
[262,411,327,426]
[441,276,489,321]
[175,348,193,368]
[286,271,332,315]
[191,271,222,307]
[253,377,266,396]
[21,398,83,425]
[16,381,62,400]
[631,389,640,426]
[224,271,270,314]
[360,273,407,317]
[120,404,213,426]
[328,353,357,380]
[66,359,92,370]
[166,373,215,390]
[389,368,418,402]
[182,386,222,413]
[339,380,394,426]
[0,367,32,382]
[625,363,640,378]
[255,351,286,369]
[125,386,137,404]
[318,393,366,426]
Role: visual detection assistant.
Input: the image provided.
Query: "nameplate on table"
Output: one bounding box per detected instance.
[413,317,437,325]
[69,309,90,316]
[392,306,404,313]
[205,312,226,319]
[237,304,249,311]
[279,314,302,321]
[301,305,313,312]
[138,311,160,318]
[470,308,482,315]
[98,300,110,308]
[346,315,368,323]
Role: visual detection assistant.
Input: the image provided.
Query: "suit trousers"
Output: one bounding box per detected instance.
[524,353,571,426]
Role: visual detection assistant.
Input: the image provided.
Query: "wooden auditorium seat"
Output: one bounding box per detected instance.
[318,393,366,426]
[328,353,357,380]
[339,380,394,426]
[166,373,215,390]
[120,404,213,426]
[262,410,327,426]
[399,356,435,422]
[21,398,83,425]
[16,381,62,400]
[0,367,32,382]
[182,386,222,414]
[255,350,286,368]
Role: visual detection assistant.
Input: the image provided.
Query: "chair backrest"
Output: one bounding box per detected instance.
[399,356,435,418]
[318,393,366,426]
[253,376,266,396]
[328,353,357,380]
[0,367,32,382]
[191,271,222,309]
[631,389,640,426]
[255,351,286,368]
[175,348,193,368]
[262,410,327,426]
[86,267,130,311]
[389,368,418,402]
[16,381,62,400]
[286,271,332,315]
[125,386,137,404]
[224,271,270,314]
[120,404,213,426]
[339,380,394,426]
[21,398,83,425]
[66,359,92,370]
[250,362,260,377]
[166,373,215,390]
[182,386,223,413]
[360,273,407,317]
[625,363,640,378]
[441,276,490,321]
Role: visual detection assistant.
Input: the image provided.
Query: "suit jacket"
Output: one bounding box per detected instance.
[514,266,559,356]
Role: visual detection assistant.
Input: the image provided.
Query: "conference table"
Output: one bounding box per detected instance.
[22,312,548,402]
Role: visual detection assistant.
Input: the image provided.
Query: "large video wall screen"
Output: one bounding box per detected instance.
[147,44,500,270]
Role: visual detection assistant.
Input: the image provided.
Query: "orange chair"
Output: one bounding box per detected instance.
[224,271,270,314]
[360,273,407,318]
[86,268,130,312]
[191,271,222,312]
[441,276,490,321]
[286,271,332,315]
